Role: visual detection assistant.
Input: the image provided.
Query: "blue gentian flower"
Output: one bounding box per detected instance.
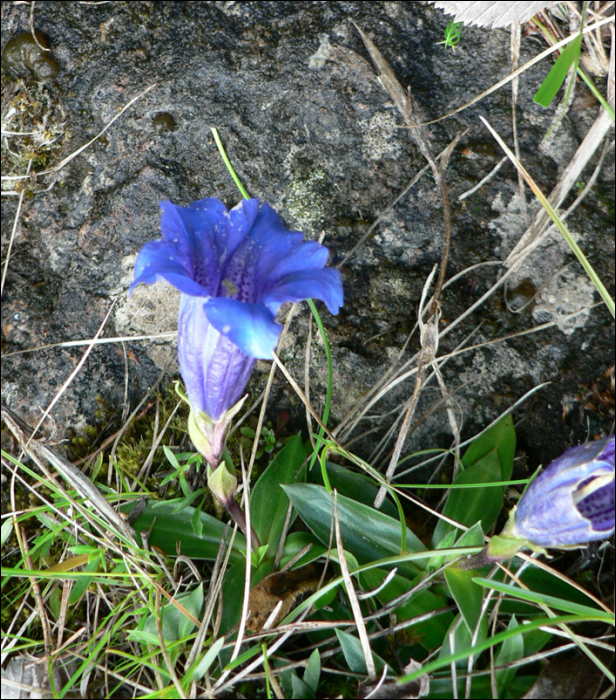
[130,197,343,472]
[507,435,615,547]
[459,436,615,569]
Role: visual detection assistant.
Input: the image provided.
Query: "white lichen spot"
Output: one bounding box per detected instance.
[532,267,595,336]
[359,111,401,161]
[308,34,332,69]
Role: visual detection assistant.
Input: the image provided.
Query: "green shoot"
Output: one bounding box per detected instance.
[436,20,462,51]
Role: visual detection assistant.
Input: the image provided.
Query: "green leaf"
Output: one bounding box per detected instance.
[283,483,426,579]
[433,448,502,544]
[163,445,181,470]
[335,628,385,675]
[220,558,246,635]
[361,568,452,650]
[433,415,515,545]
[250,433,306,559]
[132,583,204,645]
[190,637,225,682]
[461,413,516,474]
[426,530,457,572]
[534,35,582,107]
[444,524,486,634]
[122,500,245,561]
[438,611,487,670]
[311,462,398,518]
[304,649,321,694]
[68,551,102,606]
[495,616,524,693]
[0,518,13,547]
[291,674,315,699]
[190,504,204,538]
[473,579,614,621]
[280,531,327,570]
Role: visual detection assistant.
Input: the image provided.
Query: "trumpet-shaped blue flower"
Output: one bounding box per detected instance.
[459,436,615,569]
[130,197,343,470]
[508,435,615,547]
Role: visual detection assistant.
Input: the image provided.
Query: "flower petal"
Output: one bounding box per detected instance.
[178,295,256,420]
[160,199,225,293]
[261,268,344,315]
[225,198,260,258]
[129,239,208,297]
[259,240,329,291]
[248,203,306,275]
[576,473,615,533]
[204,297,282,359]
[220,204,304,303]
[512,436,615,547]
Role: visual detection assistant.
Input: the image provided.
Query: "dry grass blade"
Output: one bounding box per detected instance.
[1,403,135,542]
[333,490,377,681]
[1,158,32,297]
[230,446,254,665]
[506,22,615,265]
[2,332,178,357]
[26,300,118,449]
[480,116,615,316]
[351,20,412,123]
[373,266,439,508]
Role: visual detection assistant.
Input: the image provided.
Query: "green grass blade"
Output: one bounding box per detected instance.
[211,126,250,200]
[473,578,614,621]
[533,35,582,107]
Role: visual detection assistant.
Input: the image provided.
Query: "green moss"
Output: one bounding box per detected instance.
[1,61,66,194]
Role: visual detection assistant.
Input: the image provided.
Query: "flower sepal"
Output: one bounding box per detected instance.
[207,459,261,551]
[187,394,248,469]
[456,528,530,571]
[207,461,238,509]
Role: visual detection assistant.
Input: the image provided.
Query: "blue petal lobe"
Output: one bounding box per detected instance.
[260,241,329,289]
[161,199,226,293]
[204,297,282,359]
[261,268,343,315]
[225,199,260,258]
[129,239,207,297]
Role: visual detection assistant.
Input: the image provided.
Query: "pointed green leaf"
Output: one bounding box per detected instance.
[433,415,515,545]
[444,524,487,634]
[122,500,245,561]
[361,568,452,649]
[291,674,315,699]
[534,35,582,107]
[335,628,385,675]
[283,483,426,578]
[304,649,321,694]
[190,637,225,682]
[311,462,398,518]
[461,413,516,475]
[250,433,306,559]
[433,448,502,544]
[495,616,524,692]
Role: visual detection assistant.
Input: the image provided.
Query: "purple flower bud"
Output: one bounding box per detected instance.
[509,436,615,547]
[130,197,343,467]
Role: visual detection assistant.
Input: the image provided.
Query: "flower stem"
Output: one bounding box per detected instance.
[224,497,261,552]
